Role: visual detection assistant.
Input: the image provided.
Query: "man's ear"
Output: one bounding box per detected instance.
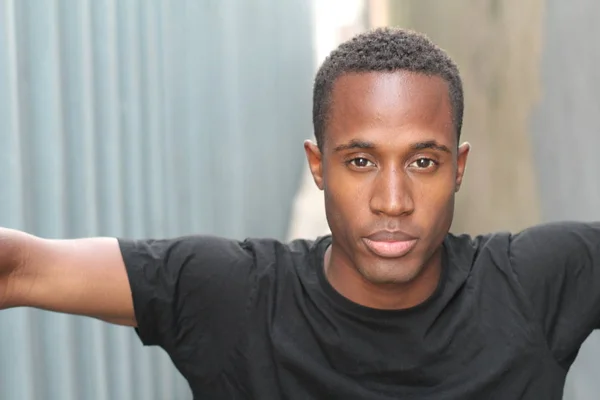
[304,140,324,190]
[455,142,471,192]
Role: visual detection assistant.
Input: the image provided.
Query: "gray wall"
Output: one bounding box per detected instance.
[388,0,545,237]
[531,0,600,398]
[0,0,314,399]
[387,0,600,398]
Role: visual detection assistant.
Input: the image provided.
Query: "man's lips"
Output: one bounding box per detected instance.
[362,230,418,258]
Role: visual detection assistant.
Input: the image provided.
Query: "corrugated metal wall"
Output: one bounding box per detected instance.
[530,0,600,398]
[0,0,315,399]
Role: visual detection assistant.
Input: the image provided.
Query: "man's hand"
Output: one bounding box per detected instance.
[0,228,137,326]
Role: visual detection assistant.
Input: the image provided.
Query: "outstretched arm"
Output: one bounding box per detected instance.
[0,228,136,326]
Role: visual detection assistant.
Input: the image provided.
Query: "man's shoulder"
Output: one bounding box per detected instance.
[241,235,330,269]
[444,230,512,261]
[241,235,327,252]
[444,220,600,277]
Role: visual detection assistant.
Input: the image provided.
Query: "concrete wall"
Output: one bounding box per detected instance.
[387,1,600,398]
[389,0,544,236]
[530,0,600,397]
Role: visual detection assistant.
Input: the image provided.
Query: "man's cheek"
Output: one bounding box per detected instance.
[421,182,455,208]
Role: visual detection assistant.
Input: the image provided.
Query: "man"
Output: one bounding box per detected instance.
[0,27,597,399]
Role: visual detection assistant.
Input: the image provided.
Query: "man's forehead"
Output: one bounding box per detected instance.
[329,71,450,122]
[325,71,455,149]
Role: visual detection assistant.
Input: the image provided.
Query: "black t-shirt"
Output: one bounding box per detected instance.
[118,221,600,399]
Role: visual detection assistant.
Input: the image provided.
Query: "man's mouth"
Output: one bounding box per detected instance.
[362,230,418,258]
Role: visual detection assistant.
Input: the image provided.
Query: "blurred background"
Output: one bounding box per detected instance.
[0,0,599,399]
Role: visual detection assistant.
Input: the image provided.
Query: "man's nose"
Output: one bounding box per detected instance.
[369,167,415,217]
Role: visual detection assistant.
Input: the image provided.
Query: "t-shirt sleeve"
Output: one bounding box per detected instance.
[118,234,256,378]
[508,221,600,367]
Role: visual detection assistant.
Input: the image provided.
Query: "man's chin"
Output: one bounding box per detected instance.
[357,261,424,286]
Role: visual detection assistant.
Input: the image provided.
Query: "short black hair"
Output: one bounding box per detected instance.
[312,27,463,150]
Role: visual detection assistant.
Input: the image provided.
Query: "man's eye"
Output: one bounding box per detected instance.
[411,158,437,169]
[349,158,373,168]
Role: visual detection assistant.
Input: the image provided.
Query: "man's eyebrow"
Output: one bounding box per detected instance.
[333,139,452,154]
[411,141,452,154]
[333,139,375,152]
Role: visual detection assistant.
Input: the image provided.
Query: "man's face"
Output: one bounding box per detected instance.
[305,71,470,285]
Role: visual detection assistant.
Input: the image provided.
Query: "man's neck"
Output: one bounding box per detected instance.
[323,245,443,310]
